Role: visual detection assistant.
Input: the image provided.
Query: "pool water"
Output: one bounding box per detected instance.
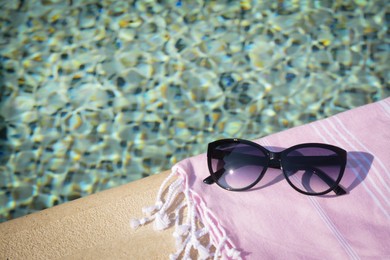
[0,0,389,222]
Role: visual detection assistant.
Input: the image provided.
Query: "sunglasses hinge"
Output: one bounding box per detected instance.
[269,151,281,169]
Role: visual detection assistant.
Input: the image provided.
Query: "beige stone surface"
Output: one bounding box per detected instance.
[0,171,175,260]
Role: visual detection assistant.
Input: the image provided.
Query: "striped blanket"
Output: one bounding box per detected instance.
[133,97,390,259]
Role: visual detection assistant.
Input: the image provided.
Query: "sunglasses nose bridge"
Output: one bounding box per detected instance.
[268,151,281,169]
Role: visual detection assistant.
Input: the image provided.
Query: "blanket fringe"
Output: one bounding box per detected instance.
[131,166,241,259]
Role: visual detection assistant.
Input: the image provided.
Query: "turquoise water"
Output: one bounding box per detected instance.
[0,0,389,222]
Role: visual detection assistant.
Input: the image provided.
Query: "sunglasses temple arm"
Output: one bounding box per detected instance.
[203,176,215,185]
[286,156,347,195]
[260,152,347,196]
[203,167,228,185]
[305,167,347,195]
[333,185,347,195]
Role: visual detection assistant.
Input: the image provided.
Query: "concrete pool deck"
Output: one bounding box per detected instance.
[0,171,175,259]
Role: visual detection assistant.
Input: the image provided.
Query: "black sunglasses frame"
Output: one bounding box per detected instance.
[203,139,347,196]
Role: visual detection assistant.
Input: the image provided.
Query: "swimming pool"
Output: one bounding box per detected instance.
[0,0,389,222]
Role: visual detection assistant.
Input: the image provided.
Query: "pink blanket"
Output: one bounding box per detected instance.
[132,97,390,259]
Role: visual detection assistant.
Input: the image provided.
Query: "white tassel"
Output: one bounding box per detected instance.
[189,236,211,259]
[130,217,148,229]
[130,219,140,229]
[213,236,227,259]
[142,205,156,215]
[173,224,190,248]
[173,232,183,248]
[154,212,171,230]
[197,244,210,260]
[227,248,241,259]
[142,201,162,216]
[176,224,189,236]
[131,166,241,259]
[169,253,179,260]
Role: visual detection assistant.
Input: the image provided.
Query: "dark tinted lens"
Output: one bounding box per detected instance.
[209,142,267,190]
[282,147,343,194]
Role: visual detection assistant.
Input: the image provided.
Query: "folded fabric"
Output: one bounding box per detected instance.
[132,97,390,259]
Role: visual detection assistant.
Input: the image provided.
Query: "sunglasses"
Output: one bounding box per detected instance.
[203,139,347,196]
